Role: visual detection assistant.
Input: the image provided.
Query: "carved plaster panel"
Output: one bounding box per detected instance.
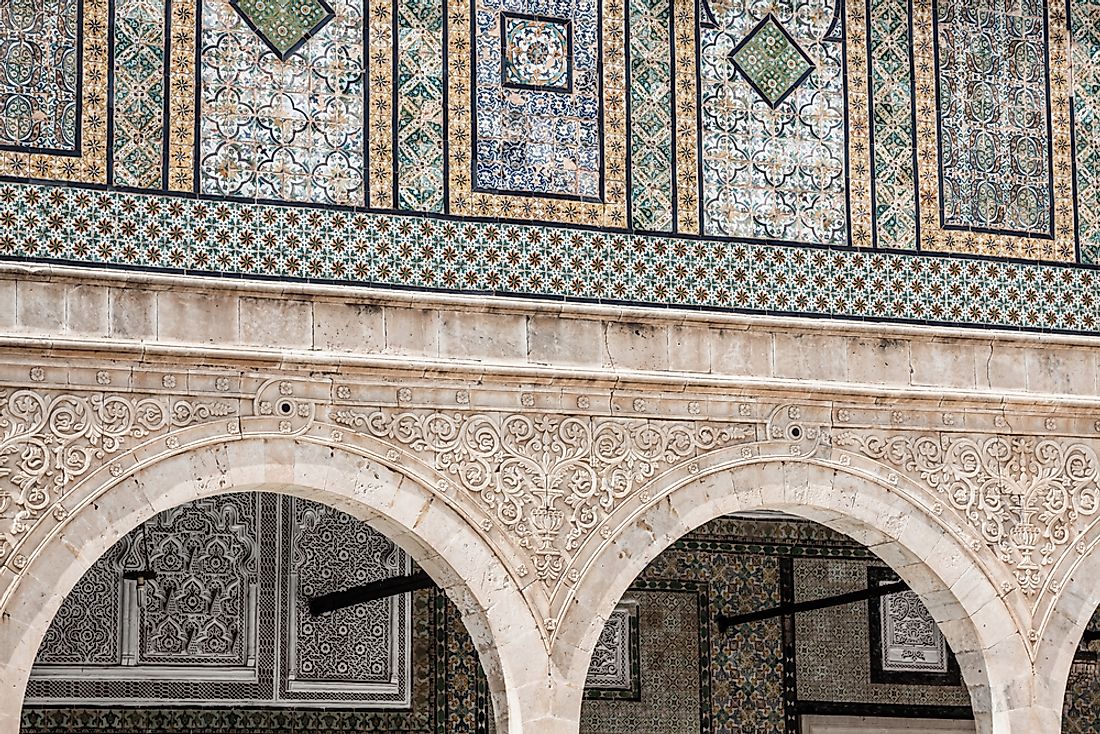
[5,363,1100,659]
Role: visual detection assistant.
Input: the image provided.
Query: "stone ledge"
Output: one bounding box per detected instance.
[2,264,1099,404]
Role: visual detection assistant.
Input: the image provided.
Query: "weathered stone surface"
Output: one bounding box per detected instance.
[0,265,1097,733]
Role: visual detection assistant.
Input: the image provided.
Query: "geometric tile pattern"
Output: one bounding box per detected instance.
[0,0,108,183]
[8,180,1100,334]
[6,0,1100,294]
[1073,0,1100,263]
[628,0,673,231]
[229,0,334,60]
[934,0,1052,237]
[913,0,1075,261]
[502,14,571,91]
[582,591,702,731]
[113,0,166,189]
[0,0,79,152]
[199,0,364,205]
[700,0,848,245]
[794,558,970,708]
[866,0,917,250]
[642,545,785,734]
[284,498,411,704]
[396,0,446,212]
[729,15,814,108]
[24,589,489,731]
[474,1,595,198]
[584,603,637,693]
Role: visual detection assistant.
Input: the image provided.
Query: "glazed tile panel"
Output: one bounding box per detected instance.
[867,0,917,251]
[112,0,166,190]
[913,0,1075,260]
[627,0,673,232]
[934,0,1052,237]
[474,0,600,199]
[699,0,848,246]
[7,0,1100,329]
[1073,0,1100,263]
[0,0,79,153]
[0,0,108,182]
[199,0,363,205]
[396,0,445,212]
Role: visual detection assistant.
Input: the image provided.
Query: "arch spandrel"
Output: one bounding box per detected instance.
[552,458,1033,733]
[4,363,1100,730]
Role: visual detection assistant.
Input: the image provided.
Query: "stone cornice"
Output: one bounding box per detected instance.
[4,261,1100,349]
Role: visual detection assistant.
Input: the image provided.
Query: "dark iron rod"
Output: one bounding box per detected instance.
[716,580,908,632]
[308,571,435,616]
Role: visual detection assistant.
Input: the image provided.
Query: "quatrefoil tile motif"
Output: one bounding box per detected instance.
[230,0,335,60]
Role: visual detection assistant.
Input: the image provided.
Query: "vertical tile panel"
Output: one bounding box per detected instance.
[114,0,167,189]
[167,0,198,191]
[369,0,396,208]
[396,0,445,212]
[672,0,698,234]
[867,0,917,250]
[1074,0,1100,262]
[846,0,873,247]
[628,0,673,232]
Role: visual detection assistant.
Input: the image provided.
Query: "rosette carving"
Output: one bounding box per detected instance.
[330,409,752,581]
[835,432,1100,595]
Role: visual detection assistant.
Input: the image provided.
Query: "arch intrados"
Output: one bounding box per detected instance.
[562,458,1023,732]
[0,437,534,734]
[1036,526,1100,720]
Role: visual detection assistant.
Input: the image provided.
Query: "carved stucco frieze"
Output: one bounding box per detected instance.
[329,408,755,582]
[0,388,237,567]
[6,368,1100,658]
[833,431,1100,601]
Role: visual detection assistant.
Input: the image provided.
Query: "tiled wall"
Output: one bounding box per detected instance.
[3,0,1100,332]
[40,514,1100,734]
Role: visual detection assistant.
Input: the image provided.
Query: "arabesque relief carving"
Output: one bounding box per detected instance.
[6,367,1100,655]
[0,388,236,568]
[835,432,1100,597]
[330,409,754,581]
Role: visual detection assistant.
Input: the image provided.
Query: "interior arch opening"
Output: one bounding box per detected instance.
[1058,606,1100,731]
[19,490,496,733]
[578,511,978,734]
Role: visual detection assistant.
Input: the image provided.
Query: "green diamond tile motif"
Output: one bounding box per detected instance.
[229,0,335,60]
[729,14,814,108]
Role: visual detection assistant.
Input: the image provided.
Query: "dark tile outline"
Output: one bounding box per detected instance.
[823,0,844,42]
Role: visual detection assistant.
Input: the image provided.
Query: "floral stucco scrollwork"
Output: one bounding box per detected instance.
[835,432,1100,595]
[329,409,753,581]
[0,390,237,569]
